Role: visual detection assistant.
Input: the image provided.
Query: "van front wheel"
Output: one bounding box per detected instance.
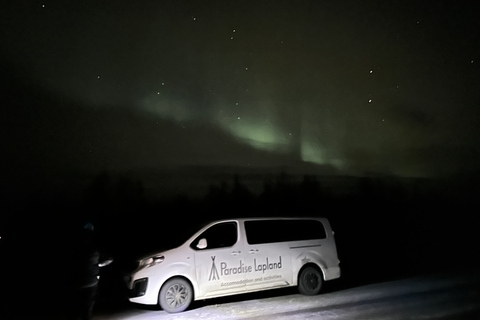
[159,278,193,313]
[298,266,323,295]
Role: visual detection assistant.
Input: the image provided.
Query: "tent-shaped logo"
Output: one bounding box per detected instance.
[209,256,220,281]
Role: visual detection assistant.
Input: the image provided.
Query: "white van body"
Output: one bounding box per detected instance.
[126,217,340,313]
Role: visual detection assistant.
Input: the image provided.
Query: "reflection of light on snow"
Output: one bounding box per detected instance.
[96,271,480,319]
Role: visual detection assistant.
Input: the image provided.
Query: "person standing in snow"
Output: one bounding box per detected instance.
[73,222,112,320]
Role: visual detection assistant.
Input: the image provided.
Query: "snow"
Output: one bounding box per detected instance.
[94,270,480,320]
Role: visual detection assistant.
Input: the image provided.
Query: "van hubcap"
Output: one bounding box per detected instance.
[166,284,188,307]
[304,272,319,289]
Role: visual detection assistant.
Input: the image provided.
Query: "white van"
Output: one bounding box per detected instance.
[126,217,341,313]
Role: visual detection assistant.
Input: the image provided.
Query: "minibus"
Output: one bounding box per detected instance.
[126,217,340,313]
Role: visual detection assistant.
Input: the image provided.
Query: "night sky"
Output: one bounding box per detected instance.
[2,1,480,200]
[2,3,480,317]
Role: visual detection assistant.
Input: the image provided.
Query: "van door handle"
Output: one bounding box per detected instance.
[231,251,241,255]
[249,249,259,254]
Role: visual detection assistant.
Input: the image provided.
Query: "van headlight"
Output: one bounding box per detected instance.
[139,254,165,269]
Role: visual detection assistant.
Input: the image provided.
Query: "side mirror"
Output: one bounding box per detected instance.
[196,238,207,249]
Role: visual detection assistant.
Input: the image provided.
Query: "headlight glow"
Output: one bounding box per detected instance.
[140,255,165,269]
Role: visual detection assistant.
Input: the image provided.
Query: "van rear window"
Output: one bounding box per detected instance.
[245,219,326,245]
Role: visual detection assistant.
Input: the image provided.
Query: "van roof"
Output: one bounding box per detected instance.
[208,216,328,223]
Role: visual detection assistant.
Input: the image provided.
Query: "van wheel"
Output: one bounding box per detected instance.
[159,278,193,313]
[298,266,323,295]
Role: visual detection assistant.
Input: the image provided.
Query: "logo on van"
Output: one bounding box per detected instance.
[209,256,220,281]
[208,256,282,281]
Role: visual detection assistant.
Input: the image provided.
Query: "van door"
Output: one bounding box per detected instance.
[243,220,292,290]
[244,242,292,289]
[191,221,247,298]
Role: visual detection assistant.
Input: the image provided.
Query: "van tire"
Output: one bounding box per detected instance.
[159,278,193,313]
[298,266,323,295]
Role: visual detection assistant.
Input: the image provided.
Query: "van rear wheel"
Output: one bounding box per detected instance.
[298,266,323,295]
[159,278,193,313]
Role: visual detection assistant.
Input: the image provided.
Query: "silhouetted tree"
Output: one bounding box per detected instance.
[231,174,255,214]
[299,174,321,211]
[114,175,146,212]
[258,178,275,210]
[204,180,231,217]
[83,171,113,219]
[257,171,300,212]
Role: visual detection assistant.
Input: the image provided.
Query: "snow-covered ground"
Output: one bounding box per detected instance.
[93,270,480,320]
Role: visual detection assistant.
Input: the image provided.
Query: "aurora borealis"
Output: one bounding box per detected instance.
[1,0,479,199]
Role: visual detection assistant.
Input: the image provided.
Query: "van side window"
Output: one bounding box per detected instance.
[245,219,326,245]
[191,222,238,250]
